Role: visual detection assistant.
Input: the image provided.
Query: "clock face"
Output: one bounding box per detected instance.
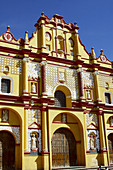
[101,55,106,62]
[3,33,13,42]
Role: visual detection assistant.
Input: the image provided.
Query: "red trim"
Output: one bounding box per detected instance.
[1,121,9,123]
[0,102,25,107]
[76,141,81,143]
[41,151,50,155]
[24,151,30,154]
[0,124,20,127]
[28,122,41,129]
[53,121,78,124]
[47,106,84,111]
[100,150,107,153]
[87,123,98,129]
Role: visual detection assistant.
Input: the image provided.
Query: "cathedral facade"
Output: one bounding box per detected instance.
[0,13,113,169]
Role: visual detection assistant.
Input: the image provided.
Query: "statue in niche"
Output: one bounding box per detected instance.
[86,90,91,99]
[2,109,9,121]
[31,83,36,93]
[31,134,37,150]
[90,134,95,150]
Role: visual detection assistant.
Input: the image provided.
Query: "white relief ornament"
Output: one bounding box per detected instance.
[82,72,94,87]
[27,62,41,79]
[100,55,107,62]
[3,33,13,42]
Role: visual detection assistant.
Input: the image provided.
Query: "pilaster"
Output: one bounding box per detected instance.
[24,109,29,153]
[23,57,29,95]
[93,70,101,102]
[42,109,49,170]
[41,60,47,97]
[98,111,108,166]
[77,66,84,100]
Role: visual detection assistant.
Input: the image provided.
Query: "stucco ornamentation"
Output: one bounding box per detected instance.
[82,71,94,87]
[0,126,20,144]
[85,113,98,126]
[27,62,41,79]
[46,64,79,99]
[28,109,41,125]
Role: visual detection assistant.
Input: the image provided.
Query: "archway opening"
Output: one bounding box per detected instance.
[54,90,66,107]
[0,131,15,170]
[108,133,113,164]
[52,128,77,168]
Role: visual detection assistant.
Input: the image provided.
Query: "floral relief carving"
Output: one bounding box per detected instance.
[27,62,41,79]
[82,71,94,87]
[86,113,98,126]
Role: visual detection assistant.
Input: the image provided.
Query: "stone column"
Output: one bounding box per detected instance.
[63,38,66,57]
[41,24,46,52]
[74,33,81,60]
[52,29,56,57]
[98,111,108,166]
[41,61,47,96]
[93,70,101,102]
[23,58,29,95]
[24,109,29,153]
[77,67,83,99]
[42,109,49,170]
[65,32,69,56]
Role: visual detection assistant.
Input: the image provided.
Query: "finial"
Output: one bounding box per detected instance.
[91,47,96,59]
[41,12,44,16]
[7,25,10,32]
[100,49,104,55]
[24,31,29,45]
[74,22,77,26]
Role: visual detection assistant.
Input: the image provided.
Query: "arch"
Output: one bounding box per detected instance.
[51,128,77,167]
[0,131,15,169]
[0,107,22,144]
[53,84,72,96]
[0,107,22,123]
[53,85,72,108]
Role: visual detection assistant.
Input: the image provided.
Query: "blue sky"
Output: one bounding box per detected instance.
[0,0,113,61]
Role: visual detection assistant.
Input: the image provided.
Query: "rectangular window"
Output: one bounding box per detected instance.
[1,79,10,93]
[105,93,111,104]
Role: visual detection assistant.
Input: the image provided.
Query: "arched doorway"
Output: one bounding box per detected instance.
[0,131,15,170]
[108,133,113,164]
[52,128,77,168]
